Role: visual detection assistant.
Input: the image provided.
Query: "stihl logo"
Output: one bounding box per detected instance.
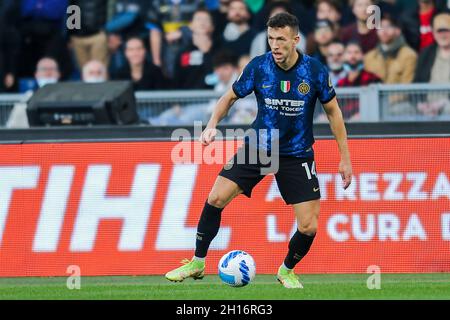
[0,165,231,253]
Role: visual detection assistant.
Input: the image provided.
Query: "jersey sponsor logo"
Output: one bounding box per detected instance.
[298,81,310,95]
[264,98,305,107]
[280,81,290,93]
[328,75,333,88]
[262,84,272,89]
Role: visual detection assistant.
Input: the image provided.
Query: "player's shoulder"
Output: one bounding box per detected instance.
[300,53,327,72]
[246,52,272,70]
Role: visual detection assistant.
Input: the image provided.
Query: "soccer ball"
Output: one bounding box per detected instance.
[218,250,256,287]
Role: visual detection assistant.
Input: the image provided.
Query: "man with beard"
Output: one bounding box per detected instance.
[337,42,380,120]
[219,0,255,58]
[326,40,347,86]
[340,0,378,53]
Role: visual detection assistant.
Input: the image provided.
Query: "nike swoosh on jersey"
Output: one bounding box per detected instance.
[262,84,272,88]
[313,187,320,192]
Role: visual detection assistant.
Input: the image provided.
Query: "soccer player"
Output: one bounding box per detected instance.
[165,12,352,288]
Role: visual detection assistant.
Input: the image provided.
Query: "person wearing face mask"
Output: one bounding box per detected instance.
[337,42,380,120]
[34,57,61,89]
[326,40,347,86]
[82,60,108,83]
[337,42,380,87]
[6,56,60,128]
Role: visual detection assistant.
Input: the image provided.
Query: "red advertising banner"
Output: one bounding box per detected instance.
[0,138,449,276]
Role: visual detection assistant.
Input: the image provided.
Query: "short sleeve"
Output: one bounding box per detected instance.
[232,60,256,98]
[317,64,336,104]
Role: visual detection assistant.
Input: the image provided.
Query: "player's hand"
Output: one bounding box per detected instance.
[339,158,352,190]
[199,127,217,146]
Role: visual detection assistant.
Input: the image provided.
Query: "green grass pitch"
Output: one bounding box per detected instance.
[0,274,449,300]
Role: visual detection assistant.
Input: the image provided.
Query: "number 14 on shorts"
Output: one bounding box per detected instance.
[302,161,317,180]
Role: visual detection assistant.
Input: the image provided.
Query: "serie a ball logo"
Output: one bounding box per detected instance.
[298,81,310,95]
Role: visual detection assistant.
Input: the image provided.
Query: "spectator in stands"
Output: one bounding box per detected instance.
[306,0,342,55]
[415,12,450,116]
[340,0,378,53]
[82,60,108,83]
[316,0,342,30]
[214,52,256,124]
[337,42,380,120]
[415,12,450,83]
[16,0,72,79]
[308,19,336,65]
[34,57,61,89]
[219,0,255,58]
[165,7,218,79]
[147,0,203,70]
[211,51,239,93]
[338,42,380,87]
[364,14,418,84]
[69,0,109,70]
[113,37,165,91]
[326,40,347,87]
[172,9,216,89]
[401,0,448,52]
[106,0,153,79]
[250,2,306,58]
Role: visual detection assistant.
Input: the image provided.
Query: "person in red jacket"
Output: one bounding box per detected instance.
[337,42,380,120]
[338,42,380,87]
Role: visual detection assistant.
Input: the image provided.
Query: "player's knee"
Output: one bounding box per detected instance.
[207,192,228,209]
[298,222,317,236]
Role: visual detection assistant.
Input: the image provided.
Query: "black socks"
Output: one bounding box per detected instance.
[195,201,223,258]
[283,230,316,269]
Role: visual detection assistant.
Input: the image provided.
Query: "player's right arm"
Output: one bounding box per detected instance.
[200,88,239,146]
[200,58,257,146]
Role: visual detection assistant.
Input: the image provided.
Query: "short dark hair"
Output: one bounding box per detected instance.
[316,0,342,12]
[266,12,299,35]
[328,40,345,48]
[381,12,400,28]
[126,36,146,48]
[213,50,238,69]
[345,40,363,51]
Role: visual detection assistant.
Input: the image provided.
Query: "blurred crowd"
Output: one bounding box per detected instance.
[0,0,449,121]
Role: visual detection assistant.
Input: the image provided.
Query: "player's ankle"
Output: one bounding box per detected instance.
[193,256,206,263]
[279,263,292,273]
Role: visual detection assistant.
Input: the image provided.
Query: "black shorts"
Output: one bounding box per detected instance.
[219,144,321,205]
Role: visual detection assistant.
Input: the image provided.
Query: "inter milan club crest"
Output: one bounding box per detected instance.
[280,81,290,93]
[298,81,310,95]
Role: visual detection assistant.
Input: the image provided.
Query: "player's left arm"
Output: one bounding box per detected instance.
[322,97,352,189]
